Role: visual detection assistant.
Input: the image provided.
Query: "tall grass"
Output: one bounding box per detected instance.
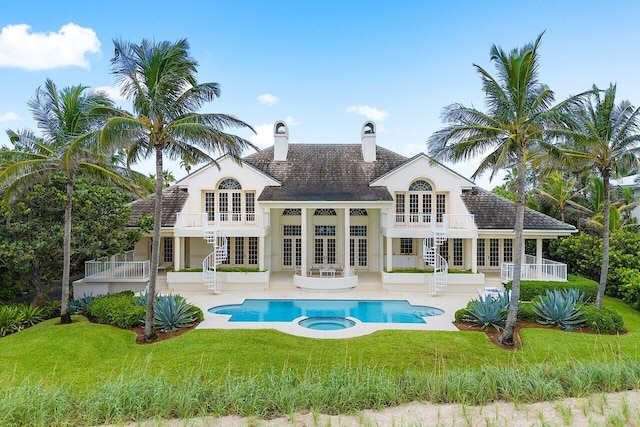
[1,361,640,426]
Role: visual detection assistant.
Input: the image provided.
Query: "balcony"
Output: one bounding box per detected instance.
[84,250,150,282]
[381,213,475,236]
[174,212,270,237]
[501,255,567,282]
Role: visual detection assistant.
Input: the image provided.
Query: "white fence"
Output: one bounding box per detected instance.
[501,255,567,282]
[85,250,150,280]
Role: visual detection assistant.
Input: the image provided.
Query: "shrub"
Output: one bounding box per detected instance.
[532,289,585,331]
[40,300,61,319]
[189,305,204,322]
[580,305,624,333]
[517,302,538,322]
[505,275,598,302]
[454,308,467,322]
[87,293,145,328]
[549,231,640,298]
[153,295,196,331]
[616,267,640,310]
[70,293,94,315]
[16,304,44,326]
[0,305,25,336]
[462,295,507,330]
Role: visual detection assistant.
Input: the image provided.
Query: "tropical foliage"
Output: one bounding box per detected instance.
[0,80,140,322]
[531,289,586,330]
[428,33,583,345]
[0,177,143,303]
[96,38,255,340]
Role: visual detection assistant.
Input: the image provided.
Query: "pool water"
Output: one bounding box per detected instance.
[208,299,444,324]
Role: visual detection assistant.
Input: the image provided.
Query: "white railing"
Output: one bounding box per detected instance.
[391,214,474,230]
[176,211,259,229]
[501,257,567,282]
[446,214,475,230]
[85,251,150,280]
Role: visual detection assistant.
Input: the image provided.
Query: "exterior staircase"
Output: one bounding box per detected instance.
[202,214,227,294]
[422,217,449,295]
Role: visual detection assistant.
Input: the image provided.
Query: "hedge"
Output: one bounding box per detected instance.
[86,292,145,328]
[505,274,598,302]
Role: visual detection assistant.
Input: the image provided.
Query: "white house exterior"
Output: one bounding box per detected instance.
[75,121,576,296]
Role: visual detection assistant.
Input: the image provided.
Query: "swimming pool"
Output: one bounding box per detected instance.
[208,299,444,324]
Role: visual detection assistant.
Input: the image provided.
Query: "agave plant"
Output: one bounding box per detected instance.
[153,295,196,331]
[70,293,94,314]
[532,289,586,331]
[462,295,507,330]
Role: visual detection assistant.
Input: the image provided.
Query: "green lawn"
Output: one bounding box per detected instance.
[1,297,639,393]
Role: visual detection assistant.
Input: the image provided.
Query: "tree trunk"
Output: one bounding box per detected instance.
[144,146,164,341]
[499,152,526,346]
[595,171,611,308]
[60,177,73,324]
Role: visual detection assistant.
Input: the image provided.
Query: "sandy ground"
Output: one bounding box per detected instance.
[111,390,640,426]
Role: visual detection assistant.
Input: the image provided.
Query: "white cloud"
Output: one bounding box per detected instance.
[285,116,301,126]
[93,85,126,101]
[258,93,279,105]
[0,23,100,70]
[249,123,274,149]
[0,112,22,122]
[345,105,389,121]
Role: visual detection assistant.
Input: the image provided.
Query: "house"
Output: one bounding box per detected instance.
[73,121,575,296]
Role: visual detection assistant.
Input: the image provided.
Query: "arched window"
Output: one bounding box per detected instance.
[350,208,368,216]
[204,178,254,223]
[314,208,337,216]
[409,180,433,192]
[395,178,444,224]
[218,178,242,190]
[282,208,301,216]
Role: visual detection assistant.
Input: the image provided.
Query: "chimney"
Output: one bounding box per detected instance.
[273,121,289,161]
[361,121,376,162]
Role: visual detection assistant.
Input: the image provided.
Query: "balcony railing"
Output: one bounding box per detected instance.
[85,250,150,280]
[176,211,268,229]
[389,213,475,230]
[501,256,567,282]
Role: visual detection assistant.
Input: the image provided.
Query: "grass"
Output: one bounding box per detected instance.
[0,297,638,393]
[1,296,640,425]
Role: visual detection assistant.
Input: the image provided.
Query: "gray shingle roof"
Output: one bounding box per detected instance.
[243,144,408,201]
[129,187,189,227]
[461,187,576,231]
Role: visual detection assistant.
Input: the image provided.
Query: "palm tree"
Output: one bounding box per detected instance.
[560,84,640,308]
[534,171,586,222]
[428,33,582,346]
[96,39,255,341]
[0,79,137,320]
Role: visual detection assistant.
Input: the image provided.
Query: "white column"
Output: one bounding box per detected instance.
[536,238,543,264]
[258,236,265,271]
[173,236,182,271]
[536,237,543,280]
[344,208,350,276]
[471,237,478,273]
[301,208,308,276]
[386,237,393,272]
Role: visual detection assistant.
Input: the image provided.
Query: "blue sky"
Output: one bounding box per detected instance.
[1,1,639,189]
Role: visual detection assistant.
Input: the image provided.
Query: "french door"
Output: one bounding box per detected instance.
[314,225,336,265]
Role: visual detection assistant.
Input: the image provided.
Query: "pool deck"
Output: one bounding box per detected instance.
[175,272,496,339]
